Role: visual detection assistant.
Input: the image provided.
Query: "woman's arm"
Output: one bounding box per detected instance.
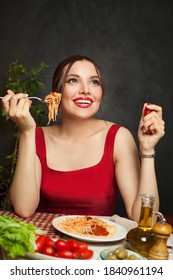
[114,104,165,222]
[9,130,42,217]
[2,90,42,217]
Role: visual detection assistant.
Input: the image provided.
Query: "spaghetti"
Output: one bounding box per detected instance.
[45,92,61,124]
[59,216,116,238]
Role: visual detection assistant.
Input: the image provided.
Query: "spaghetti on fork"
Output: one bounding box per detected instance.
[45,92,61,124]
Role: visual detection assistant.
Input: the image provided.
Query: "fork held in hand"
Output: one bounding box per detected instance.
[28,97,48,103]
[0,96,48,103]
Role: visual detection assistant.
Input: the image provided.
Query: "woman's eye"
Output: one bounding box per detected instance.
[91,79,100,85]
[67,78,78,83]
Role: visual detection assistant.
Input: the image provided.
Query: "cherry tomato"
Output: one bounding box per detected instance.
[67,239,79,251]
[77,241,88,251]
[45,236,55,247]
[56,249,74,259]
[42,245,55,256]
[80,249,93,259]
[35,235,47,252]
[144,104,153,116]
[53,251,60,258]
[144,103,153,135]
[55,239,70,251]
[74,249,93,259]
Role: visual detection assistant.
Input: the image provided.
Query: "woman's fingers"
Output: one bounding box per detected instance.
[1,90,36,132]
[2,91,33,124]
[9,95,30,117]
[138,103,165,151]
[3,92,29,116]
[142,103,163,118]
[142,104,164,135]
[1,90,15,113]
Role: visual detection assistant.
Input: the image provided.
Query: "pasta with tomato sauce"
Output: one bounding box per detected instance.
[59,216,116,238]
[45,92,61,124]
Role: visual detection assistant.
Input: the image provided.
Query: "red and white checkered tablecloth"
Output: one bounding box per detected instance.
[0,211,64,240]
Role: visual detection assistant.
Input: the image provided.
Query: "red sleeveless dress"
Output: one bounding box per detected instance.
[36,124,121,215]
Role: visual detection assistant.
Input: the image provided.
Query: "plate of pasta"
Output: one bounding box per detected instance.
[52,215,127,242]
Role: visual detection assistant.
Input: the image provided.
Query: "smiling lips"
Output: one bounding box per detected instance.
[73,97,93,108]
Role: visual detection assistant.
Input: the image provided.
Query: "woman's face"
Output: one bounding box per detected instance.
[60,60,103,120]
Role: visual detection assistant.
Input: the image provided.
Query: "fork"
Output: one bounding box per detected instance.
[28,97,48,103]
[0,96,48,103]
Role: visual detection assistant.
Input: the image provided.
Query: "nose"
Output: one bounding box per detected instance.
[79,81,90,95]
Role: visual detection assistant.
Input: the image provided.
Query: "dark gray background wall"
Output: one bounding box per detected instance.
[0,0,173,216]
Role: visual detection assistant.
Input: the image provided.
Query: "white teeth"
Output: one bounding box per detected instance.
[75,100,91,104]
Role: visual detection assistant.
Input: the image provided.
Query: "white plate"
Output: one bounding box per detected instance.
[1,248,98,260]
[52,215,127,243]
[25,251,98,260]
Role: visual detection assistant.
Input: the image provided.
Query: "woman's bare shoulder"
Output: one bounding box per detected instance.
[39,125,55,138]
[114,126,137,160]
[116,126,133,137]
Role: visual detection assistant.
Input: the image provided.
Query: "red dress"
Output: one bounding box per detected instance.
[36,124,121,215]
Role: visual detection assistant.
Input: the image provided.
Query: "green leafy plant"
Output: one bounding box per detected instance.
[0,60,48,209]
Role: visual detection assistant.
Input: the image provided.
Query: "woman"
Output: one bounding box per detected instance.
[2,54,165,221]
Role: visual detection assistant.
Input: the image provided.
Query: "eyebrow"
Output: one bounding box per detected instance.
[66,74,100,79]
[66,74,79,78]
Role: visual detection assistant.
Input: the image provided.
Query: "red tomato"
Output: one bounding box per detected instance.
[80,249,93,259]
[67,239,79,251]
[42,245,55,256]
[144,103,153,135]
[74,249,93,259]
[45,236,55,247]
[55,239,70,251]
[56,249,74,259]
[144,104,152,116]
[35,235,47,252]
[77,241,88,251]
[54,251,60,258]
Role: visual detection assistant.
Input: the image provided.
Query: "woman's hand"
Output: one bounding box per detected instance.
[2,89,36,132]
[138,103,165,153]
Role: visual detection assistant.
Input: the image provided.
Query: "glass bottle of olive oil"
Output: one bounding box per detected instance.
[126,193,156,258]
